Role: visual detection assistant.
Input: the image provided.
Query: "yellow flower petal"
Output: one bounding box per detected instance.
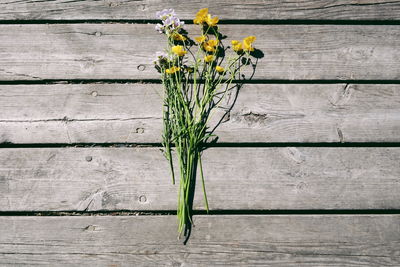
[243,36,256,51]
[171,45,187,57]
[231,40,243,52]
[197,8,209,17]
[215,66,224,73]
[243,44,254,51]
[243,36,256,44]
[195,35,207,43]
[202,39,219,52]
[206,14,219,26]
[234,45,243,52]
[203,43,215,52]
[204,55,214,63]
[193,17,203,24]
[207,39,219,47]
[234,44,243,52]
[193,8,208,24]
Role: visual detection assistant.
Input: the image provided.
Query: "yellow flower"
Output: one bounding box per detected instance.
[243,36,256,52]
[204,55,214,63]
[171,45,187,56]
[205,14,219,27]
[203,39,219,52]
[215,66,224,73]
[193,8,208,24]
[207,39,219,47]
[165,66,181,74]
[195,35,207,43]
[172,33,187,41]
[231,40,243,52]
[203,44,215,52]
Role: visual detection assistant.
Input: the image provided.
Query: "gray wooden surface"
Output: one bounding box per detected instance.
[1,215,399,266]
[1,147,399,211]
[1,83,399,144]
[1,24,400,81]
[1,0,400,21]
[1,1,400,265]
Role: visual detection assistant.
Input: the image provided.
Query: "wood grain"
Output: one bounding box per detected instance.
[1,215,399,266]
[1,83,399,144]
[1,2,398,264]
[1,147,399,211]
[1,24,400,81]
[1,0,400,21]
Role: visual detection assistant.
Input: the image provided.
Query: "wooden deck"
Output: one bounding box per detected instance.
[1,1,400,266]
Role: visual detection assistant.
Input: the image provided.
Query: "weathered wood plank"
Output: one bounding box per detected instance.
[0,215,399,266]
[1,0,400,21]
[1,147,399,211]
[1,83,400,143]
[1,24,400,81]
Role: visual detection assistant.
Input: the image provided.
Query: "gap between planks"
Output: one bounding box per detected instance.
[2,209,400,217]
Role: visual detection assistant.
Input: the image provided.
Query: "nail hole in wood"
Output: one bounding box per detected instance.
[139,195,147,203]
[135,128,144,134]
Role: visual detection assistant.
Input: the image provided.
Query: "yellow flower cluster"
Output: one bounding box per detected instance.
[231,36,256,52]
[158,9,257,77]
[193,8,219,27]
[194,35,219,52]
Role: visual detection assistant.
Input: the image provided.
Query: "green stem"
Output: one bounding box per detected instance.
[198,152,209,213]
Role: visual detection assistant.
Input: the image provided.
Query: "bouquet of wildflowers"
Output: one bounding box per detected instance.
[154,8,257,239]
